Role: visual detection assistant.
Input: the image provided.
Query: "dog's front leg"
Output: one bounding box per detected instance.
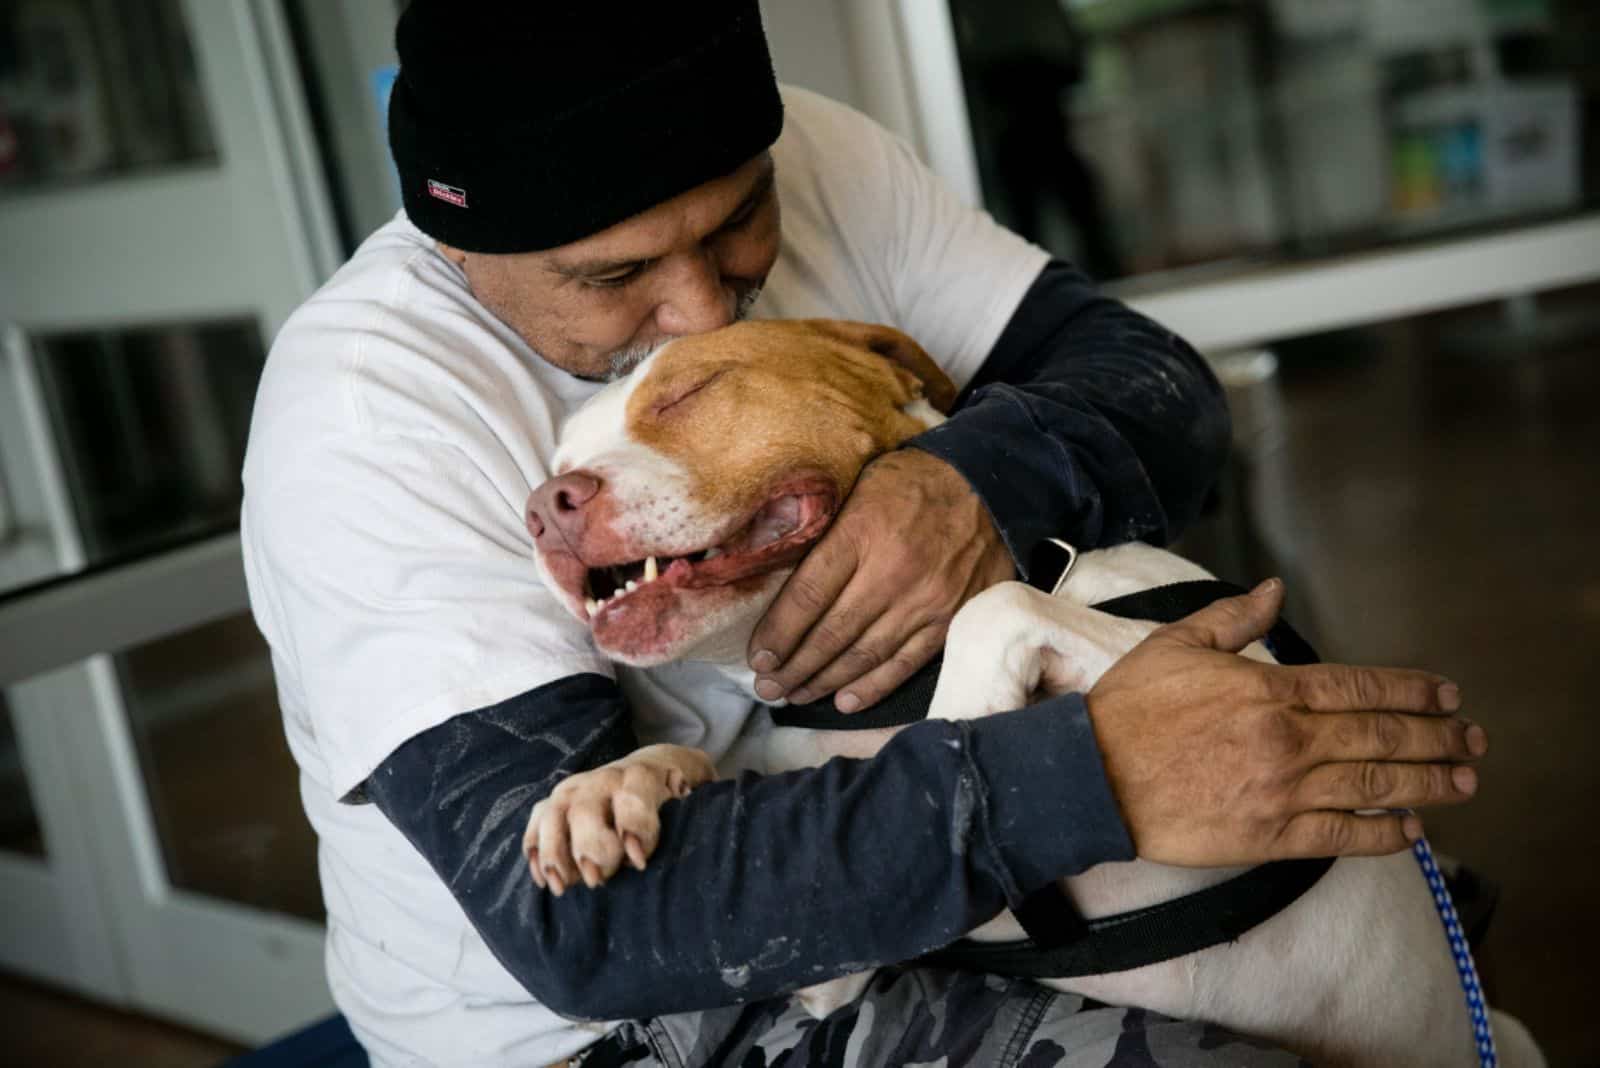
[918,581,1161,944]
[929,582,1157,723]
[523,743,716,893]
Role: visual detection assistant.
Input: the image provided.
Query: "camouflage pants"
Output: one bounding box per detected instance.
[582,966,1307,1068]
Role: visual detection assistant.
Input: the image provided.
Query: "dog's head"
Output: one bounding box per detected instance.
[526,319,956,666]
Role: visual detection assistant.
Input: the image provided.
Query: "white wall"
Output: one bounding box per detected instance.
[759,0,866,112]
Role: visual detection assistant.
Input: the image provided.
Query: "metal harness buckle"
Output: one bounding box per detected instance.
[1044,537,1079,597]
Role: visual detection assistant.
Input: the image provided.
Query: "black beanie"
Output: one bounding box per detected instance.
[388,1,785,254]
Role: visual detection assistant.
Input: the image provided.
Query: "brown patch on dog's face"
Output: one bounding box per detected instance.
[624,319,952,520]
[530,319,955,664]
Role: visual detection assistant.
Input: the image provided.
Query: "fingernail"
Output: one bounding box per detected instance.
[546,870,565,896]
[1464,722,1487,756]
[1438,682,1461,712]
[1452,765,1478,795]
[751,650,779,673]
[788,687,815,705]
[1252,577,1282,595]
[836,691,861,713]
[1403,814,1424,842]
[754,678,783,701]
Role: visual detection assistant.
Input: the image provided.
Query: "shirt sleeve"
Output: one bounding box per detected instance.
[908,260,1232,582]
[364,673,1134,1021]
[880,132,1051,391]
[770,87,1049,391]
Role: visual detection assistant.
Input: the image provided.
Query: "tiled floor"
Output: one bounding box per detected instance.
[5,284,1596,1065]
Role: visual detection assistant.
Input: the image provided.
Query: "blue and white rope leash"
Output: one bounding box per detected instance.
[1412,835,1497,1066]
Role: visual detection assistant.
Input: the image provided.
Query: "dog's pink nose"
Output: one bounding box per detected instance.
[526,471,601,547]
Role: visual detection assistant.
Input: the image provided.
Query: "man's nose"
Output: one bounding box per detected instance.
[655,252,735,336]
[526,471,601,548]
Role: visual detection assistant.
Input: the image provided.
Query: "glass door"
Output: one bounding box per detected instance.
[856,0,1600,347]
[0,0,339,1042]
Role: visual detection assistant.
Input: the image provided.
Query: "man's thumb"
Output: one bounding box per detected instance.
[1165,578,1284,653]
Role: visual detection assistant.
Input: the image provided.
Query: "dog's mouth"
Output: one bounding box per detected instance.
[579,478,837,622]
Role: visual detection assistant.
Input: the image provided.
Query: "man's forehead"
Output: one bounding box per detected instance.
[543,157,775,275]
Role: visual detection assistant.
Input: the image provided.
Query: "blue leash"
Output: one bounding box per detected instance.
[1412,836,1497,1066]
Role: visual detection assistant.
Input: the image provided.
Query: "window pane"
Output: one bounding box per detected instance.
[0,317,265,598]
[117,612,321,921]
[0,0,218,193]
[0,692,44,857]
[948,0,1596,281]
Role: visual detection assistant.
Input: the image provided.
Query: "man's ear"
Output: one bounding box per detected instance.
[804,319,959,414]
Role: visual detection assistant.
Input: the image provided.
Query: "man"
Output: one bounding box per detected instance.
[241,4,1484,1066]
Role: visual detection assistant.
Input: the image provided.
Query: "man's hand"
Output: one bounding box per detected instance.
[1088,578,1486,866]
[748,448,1014,711]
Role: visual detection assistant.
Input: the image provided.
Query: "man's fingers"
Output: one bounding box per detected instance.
[821,622,947,713]
[747,535,858,690]
[755,588,880,703]
[768,605,883,703]
[1294,664,1459,717]
[1158,578,1284,654]
[1294,760,1478,811]
[782,604,928,708]
[1275,810,1425,859]
[1308,710,1486,764]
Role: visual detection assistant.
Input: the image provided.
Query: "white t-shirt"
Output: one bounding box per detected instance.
[241,86,1048,1067]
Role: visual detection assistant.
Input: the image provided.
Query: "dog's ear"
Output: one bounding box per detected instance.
[804,320,959,414]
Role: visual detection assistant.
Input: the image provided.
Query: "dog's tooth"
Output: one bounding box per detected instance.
[644,556,658,583]
[585,599,599,616]
[625,580,638,592]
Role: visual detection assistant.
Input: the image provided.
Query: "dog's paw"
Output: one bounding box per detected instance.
[522,744,716,894]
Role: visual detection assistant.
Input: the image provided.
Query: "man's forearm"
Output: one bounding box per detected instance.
[911,259,1230,582]
[364,674,1132,1019]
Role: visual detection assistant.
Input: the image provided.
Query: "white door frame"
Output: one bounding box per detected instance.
[0,0,340,1043]
[846,0,1600,349]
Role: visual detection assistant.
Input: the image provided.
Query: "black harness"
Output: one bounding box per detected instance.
[770,579,1334,980]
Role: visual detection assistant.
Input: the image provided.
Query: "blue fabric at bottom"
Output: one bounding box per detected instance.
[223,1014,368,1068]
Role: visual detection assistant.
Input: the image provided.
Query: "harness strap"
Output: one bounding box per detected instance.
[1090,580,1320,669]
[771,576,1337,979]
[920,853,1333,978]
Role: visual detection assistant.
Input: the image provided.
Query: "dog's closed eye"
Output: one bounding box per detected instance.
[651,369,728,417]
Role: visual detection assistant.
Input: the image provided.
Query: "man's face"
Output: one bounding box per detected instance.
[439,154,780,380]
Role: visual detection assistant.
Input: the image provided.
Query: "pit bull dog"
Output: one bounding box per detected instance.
[522,319,1542,1067]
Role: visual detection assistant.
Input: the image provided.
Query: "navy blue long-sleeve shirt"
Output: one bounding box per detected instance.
[365,260,1230,1020]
